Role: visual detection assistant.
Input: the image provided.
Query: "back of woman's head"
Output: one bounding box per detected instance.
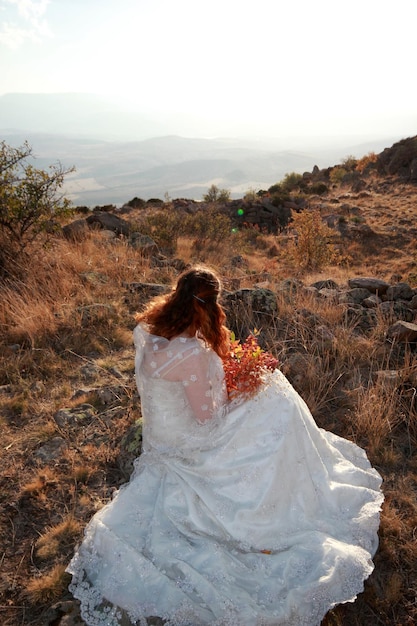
[136,266,230,357]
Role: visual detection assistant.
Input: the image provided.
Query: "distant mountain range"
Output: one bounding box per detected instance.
[0,93,404,205]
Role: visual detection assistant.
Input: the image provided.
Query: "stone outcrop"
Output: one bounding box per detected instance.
[225,197,303,233]
[124,275,416,345]
[347,277,390,294]
[386,321,417,342]
[377,136,417,180]
[309,276,417,340]
[86,211,131,236]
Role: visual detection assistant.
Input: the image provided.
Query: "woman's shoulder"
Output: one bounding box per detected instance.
[134,324,207,356]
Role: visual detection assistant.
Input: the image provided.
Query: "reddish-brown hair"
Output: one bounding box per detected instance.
[135,266,230,358]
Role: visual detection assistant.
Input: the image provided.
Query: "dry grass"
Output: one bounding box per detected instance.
[25,564,69,604]
[1,180,417,625]
[36,517,82,560]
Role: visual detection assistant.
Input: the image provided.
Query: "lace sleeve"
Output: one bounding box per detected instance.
[179,347,216,423]
[134,327,227,424]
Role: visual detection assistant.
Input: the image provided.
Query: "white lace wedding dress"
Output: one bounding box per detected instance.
[67,324,383,626]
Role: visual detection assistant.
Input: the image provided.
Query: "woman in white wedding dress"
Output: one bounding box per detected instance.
[67,266,383,626]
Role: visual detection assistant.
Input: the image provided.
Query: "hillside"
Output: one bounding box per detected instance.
[0,136,417,625]
[1,93,403,205]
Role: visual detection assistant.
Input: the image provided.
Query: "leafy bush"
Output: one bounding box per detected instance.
[289,209,337,270]
[0,141,74,267]
[268,183,282,194]
[309,182,329,195]
[356,152,378,174]
[280,172,304,192]
[203,184,231,203]
[125,196,146,209]
[135,209,184,254]
[184,208,232,250]
[329,167,348,184]
[341,155,358,171]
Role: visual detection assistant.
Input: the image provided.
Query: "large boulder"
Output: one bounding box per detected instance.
[62,218,90,241]
[222,288,279,340]
[347,277,390,294]
[386,321,417,342]
[377,136,417,179]
[86,211,130,236]
[384,282,415,301]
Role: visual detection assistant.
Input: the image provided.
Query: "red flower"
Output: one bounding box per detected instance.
[222,332,279,400]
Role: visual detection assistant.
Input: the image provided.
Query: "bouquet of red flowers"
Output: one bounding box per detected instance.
[222,332,279,400]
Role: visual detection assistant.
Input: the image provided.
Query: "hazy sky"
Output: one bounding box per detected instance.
[1,0,416,140]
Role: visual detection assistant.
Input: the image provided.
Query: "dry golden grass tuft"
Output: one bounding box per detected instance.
[20,468,58,496]
[1,180,417,625]
[36,516,82,560]
[25,564,69,604]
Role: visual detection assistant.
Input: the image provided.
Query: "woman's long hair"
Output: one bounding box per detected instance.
[135,266,230,358]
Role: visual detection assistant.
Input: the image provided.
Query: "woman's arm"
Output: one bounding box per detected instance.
[180,348,215,423]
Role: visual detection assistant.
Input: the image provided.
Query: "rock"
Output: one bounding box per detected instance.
[377,136,417,180]
[347,277,390,294]
[126,282,171,298]
[222,288,279,340]
[96,385,126,406]
[231,255,249,268]
[344,306,378,333]
[42,600,83,626]
[62,218,90,241]
[53,404,96,429]
[71,387,96,400]
[34,437,67,462]
[348,223,375,238]
[98,229,117,240]
[118,419,143,476]
[310,279,339,290]
[385,282,414,301]
[386,321,417,342]
[363,294,382,308]
[223,288,278,316]
[86,211,130,236]
[80,363,100,382]
[276,278,304,302]
[318,288,339,301]
[130,233,159,256]
[339,288,372,305]
[314,325,335,349]
[379,301,414,323]
[281,353,309,387]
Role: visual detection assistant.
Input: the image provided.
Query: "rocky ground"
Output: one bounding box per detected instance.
[1,141,417,625]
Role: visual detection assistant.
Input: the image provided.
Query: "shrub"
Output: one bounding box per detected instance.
[289,209,337,270]
[341,155,358,171]
[135,209,183,254]
[310,182,329,195]
[243,188,259,202]
[280,172,304,192]
[329,167,347,184]
[125,196,146,209]
[0,141,74,271]
[268,183,282,194]
[356,151,378,173]
[184,207,232,250]
[203,184,231,203]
